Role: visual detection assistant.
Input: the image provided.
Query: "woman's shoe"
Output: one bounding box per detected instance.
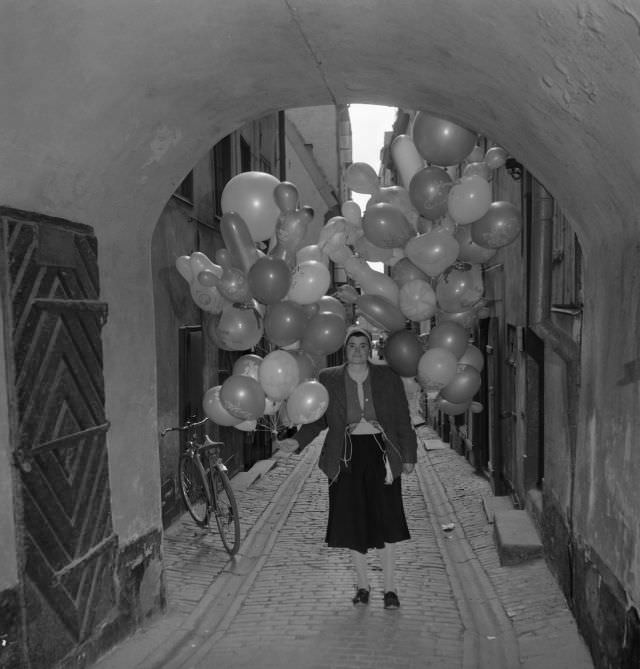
[383,591,400,609]
[352,587,370,605]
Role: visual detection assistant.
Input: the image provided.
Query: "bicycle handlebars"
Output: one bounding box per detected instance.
[160,416,208,437]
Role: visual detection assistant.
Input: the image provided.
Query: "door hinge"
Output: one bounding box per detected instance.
[13,447,33,473]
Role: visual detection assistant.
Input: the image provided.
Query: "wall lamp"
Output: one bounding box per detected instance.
[505,158,523,181]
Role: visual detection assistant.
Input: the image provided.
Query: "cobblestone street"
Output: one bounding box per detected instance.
[92,430,593,669]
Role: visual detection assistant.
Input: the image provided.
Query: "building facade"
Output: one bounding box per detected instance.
[0,105,350,668]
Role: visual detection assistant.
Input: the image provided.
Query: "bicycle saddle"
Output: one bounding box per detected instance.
[201,435,224,453]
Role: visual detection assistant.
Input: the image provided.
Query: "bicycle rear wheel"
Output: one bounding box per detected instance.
[179,454,210,526]
[211,468,241,555]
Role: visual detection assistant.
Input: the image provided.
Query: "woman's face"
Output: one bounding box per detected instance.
[345,335,370,364]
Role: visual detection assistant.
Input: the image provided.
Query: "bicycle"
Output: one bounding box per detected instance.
[161,417,241,556]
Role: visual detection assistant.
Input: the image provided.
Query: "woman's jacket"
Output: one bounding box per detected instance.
[294,361,418,482]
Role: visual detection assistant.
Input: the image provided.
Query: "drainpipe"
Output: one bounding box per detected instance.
[529,183,580,365]
[278,110,286,181]
[528,179,580,589]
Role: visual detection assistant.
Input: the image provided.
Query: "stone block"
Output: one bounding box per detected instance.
[494,509,543,566]
[482,495,514,523]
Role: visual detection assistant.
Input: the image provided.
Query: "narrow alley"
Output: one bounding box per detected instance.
[92,430,592,669]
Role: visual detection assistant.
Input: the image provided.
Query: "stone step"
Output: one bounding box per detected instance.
[493,509,544,566]
[230,458,278,492]
[482,495,515,523]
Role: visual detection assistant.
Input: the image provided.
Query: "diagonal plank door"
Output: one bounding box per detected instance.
[1,210,117,669]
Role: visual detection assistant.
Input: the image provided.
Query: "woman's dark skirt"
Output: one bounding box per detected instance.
[325,433,410,554]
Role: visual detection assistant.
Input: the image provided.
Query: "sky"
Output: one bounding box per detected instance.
[348,104,397,210]
[348,104,397,273]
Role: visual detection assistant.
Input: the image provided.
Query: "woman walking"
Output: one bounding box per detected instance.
[276,326,417,608]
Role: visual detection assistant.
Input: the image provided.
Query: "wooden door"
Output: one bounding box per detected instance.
[485,316,508,495]
[524,327,545,489]
[1,209,116,669]
[506,324,528,505]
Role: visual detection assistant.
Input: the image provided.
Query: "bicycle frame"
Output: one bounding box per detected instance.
[161,416,241,555]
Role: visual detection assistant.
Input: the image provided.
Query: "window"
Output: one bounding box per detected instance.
[213,135,232,218]
[259,155,272,173]
[240,137,251,171]
[174,170,194,204]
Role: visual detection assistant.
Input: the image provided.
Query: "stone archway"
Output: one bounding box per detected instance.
[2,4,640,664]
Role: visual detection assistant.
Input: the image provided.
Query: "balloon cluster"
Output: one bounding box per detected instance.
[201,349,329,432]
[330,112,521,416]
[177,112,522,426]
[177,173,347,432]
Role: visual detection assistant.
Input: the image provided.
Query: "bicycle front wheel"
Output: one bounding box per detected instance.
[211,468,241,555]
[179,454,210,526]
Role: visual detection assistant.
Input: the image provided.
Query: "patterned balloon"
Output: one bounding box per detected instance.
[435,265,484,314]
[454,223,497,264]
[232,354,263,380]
[287,260,331,305]
[408,166,452,221]
[219,375,266,421]
[470,201,522,249]
[215,301,263,351]
[362,202,414,249]
[399,279,437,322]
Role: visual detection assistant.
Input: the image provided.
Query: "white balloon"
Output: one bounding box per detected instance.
[485,146,508,169]
[391,135,425,188]
[235,419,257,432]
[287,260,331,305]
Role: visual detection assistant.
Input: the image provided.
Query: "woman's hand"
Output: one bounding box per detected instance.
[402,463,415,475]
[274,438,300,454]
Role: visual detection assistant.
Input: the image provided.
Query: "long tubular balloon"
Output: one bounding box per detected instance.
[269,208,311,268]
[273,181,300,214]
[391,135,425,188]
[213,249,252,304]
[220,212,262,274]
[344,255,400,305]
